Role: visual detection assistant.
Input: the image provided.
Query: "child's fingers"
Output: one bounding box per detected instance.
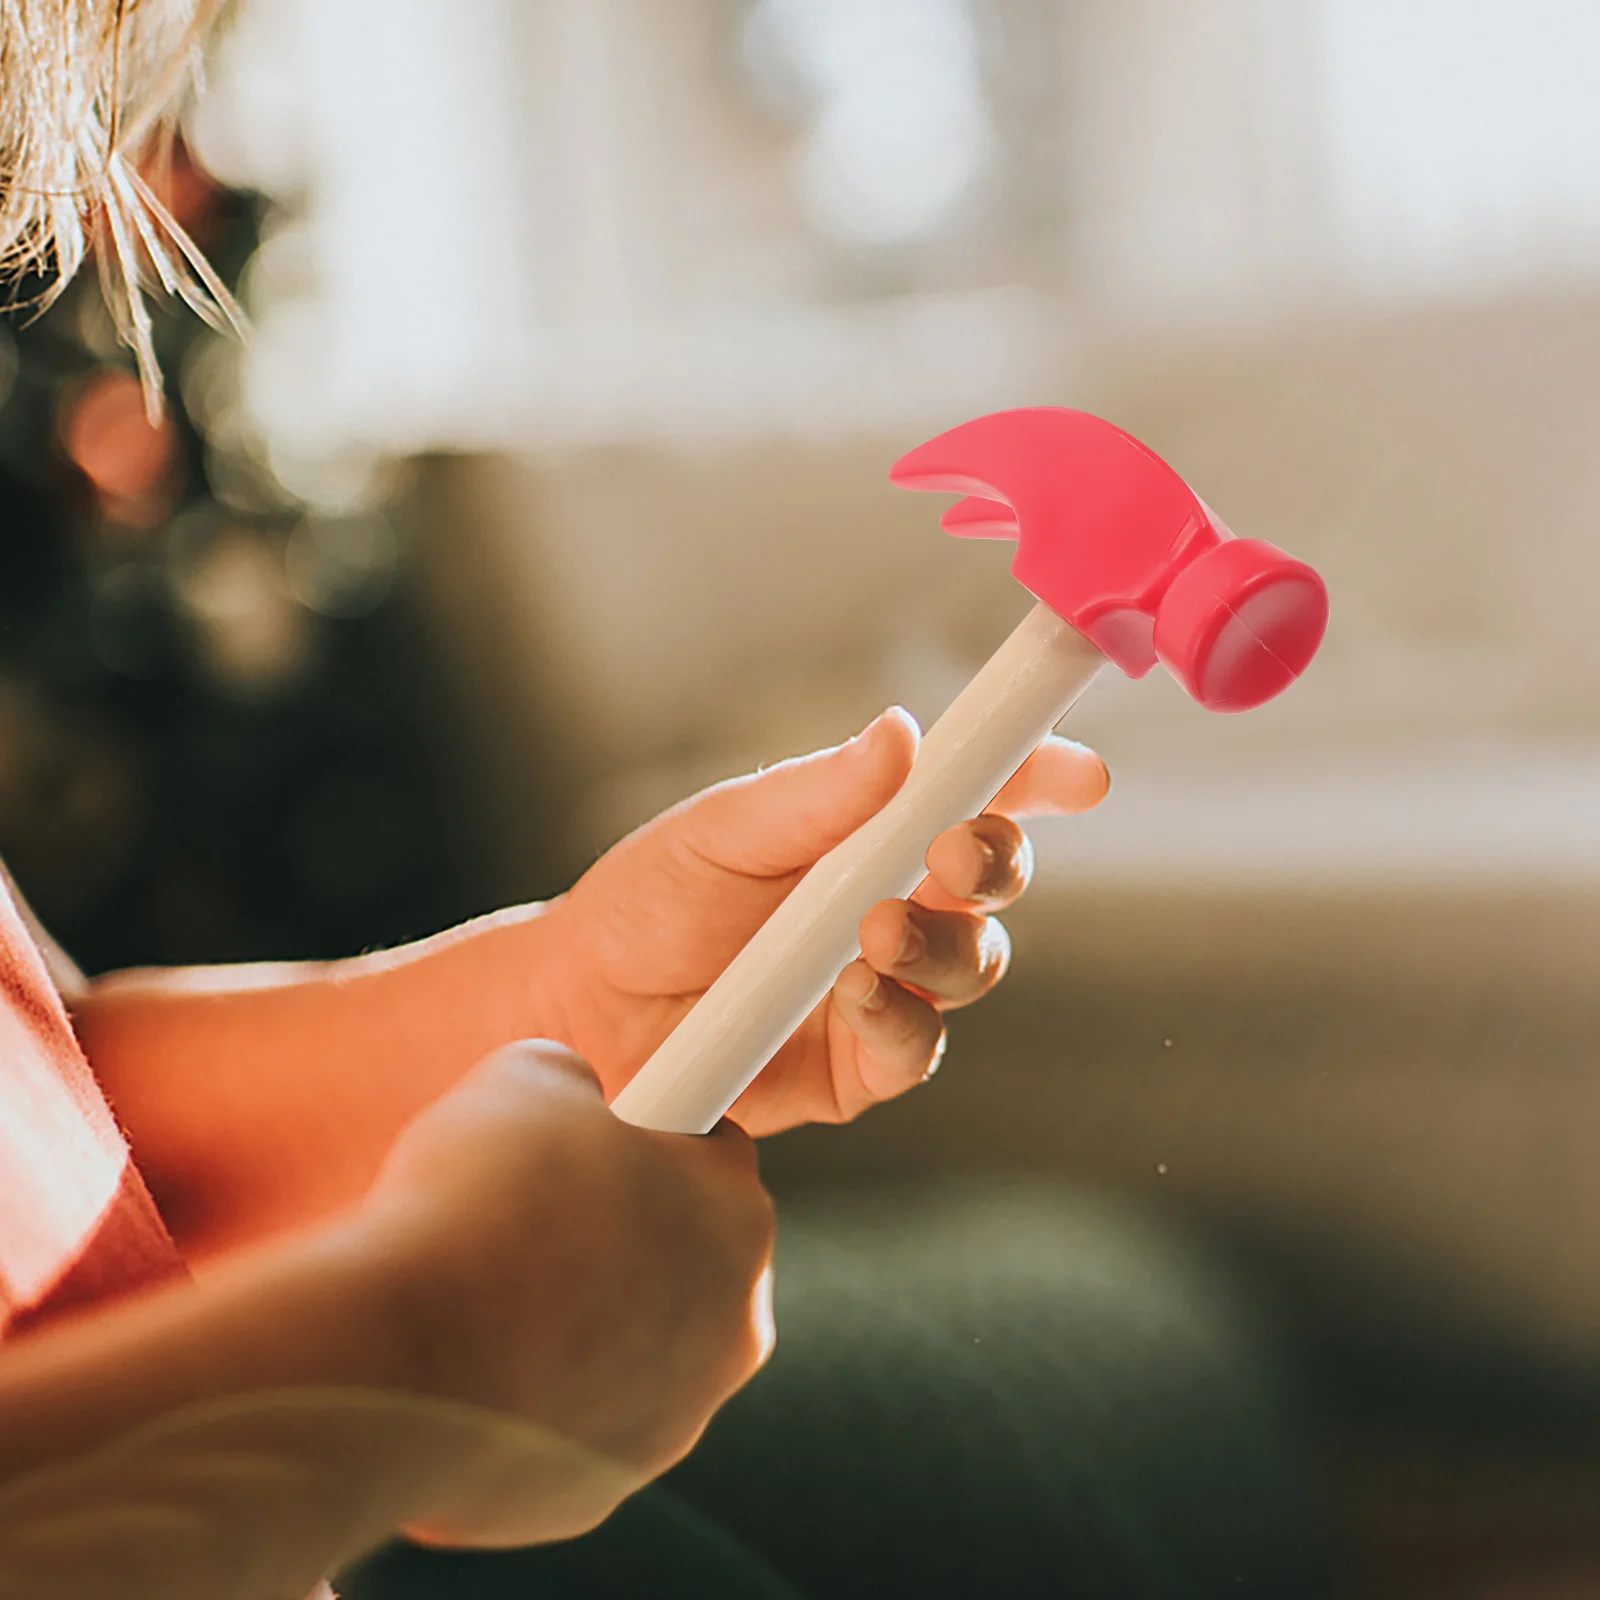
[656,707,919,880]
[858,899,1010,1011]
[737,961,949,1129]
[916,813,1032,913]
[986,736,1110,818]
[831,961,947,1107]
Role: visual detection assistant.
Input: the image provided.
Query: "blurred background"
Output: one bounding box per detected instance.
[4,0,1600,1591]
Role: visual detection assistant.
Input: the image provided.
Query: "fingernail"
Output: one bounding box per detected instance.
[1096,755,1112,797]
[861,705,919,741]
[856,973,889,1014]
[895,915,925,966]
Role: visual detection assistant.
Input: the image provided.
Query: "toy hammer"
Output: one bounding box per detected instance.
[611,407,1328,1133]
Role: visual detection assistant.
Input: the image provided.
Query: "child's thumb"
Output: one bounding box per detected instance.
[663,708,919,879]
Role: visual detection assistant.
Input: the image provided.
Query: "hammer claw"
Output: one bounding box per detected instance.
[941,495,1019,539]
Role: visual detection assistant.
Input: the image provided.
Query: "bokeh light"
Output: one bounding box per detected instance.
[61,370,180,529]
[745,0,993,248]
[285,512,398,619]
[171,525,311,696]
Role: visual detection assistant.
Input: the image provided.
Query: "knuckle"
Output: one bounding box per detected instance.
[857,897,907,961]
[466,1043,605,1129]
[488,1037,593,1081]
[753,1186,778,1253]
[728,1177,777,1269]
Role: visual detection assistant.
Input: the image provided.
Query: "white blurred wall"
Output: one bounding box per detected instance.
[194,0,1600,447]
[189,0,1600,888]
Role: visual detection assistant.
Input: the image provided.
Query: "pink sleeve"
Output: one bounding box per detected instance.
[0,877,181,1339]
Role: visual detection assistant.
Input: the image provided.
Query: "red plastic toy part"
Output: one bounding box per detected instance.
[890,407,1328,712]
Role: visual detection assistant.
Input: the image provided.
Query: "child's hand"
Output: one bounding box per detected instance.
[545,709,1108,1134]
[363,1040,775,1504]
[71,711,1104,1255]
[0,1040,775,1570]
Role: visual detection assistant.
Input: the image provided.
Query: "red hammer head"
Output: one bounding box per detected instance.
[890,407,1328,712]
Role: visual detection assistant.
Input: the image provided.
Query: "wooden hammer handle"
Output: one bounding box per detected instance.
[610,602,1106,1133]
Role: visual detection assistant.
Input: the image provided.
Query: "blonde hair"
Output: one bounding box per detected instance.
[0,0,241,416]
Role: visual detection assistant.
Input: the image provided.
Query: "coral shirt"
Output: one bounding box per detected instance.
[0,877,180,1339]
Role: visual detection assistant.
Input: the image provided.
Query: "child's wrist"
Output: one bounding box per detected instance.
[346,896,575,1055]
[449,895,574,1045]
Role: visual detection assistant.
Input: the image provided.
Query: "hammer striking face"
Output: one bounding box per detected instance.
[611,408,1329,1134]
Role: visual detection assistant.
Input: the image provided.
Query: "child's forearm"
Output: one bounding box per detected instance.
[72,902,568,1260]
[0,1205,628,1593]
[0,1217,410,1485]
